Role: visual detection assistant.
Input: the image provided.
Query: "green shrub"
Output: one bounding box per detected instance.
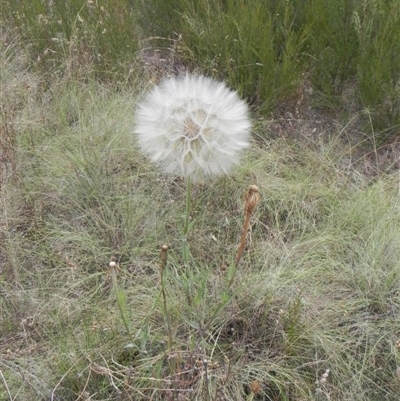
[301,0,358,100]
[136,0,400,141]
[137,0,309,112]
[355,0,400,134]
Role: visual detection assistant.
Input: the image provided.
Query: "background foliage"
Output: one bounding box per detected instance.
[3,0,400,136]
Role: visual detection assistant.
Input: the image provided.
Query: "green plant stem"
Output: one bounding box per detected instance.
[161,274,173,352]
[160,245,173,351]
[235,210,251,269]
[228,209,251,289]
[204,360,210,401]
[182,175,192,266]
[110,267,130,335]
[182,176,193,306]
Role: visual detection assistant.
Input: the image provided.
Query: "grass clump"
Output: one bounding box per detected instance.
[139,0,309,112]
[2,0,139,80]
[354,0,400,135]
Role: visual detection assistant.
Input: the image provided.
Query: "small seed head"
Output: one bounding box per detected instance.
[250,380,261,394]
[245,185,260,215]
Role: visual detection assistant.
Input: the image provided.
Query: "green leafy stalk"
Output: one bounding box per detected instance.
[208,185,260,328]
[109,262,131,335]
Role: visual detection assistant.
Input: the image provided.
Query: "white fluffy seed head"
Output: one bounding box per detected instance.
[134,74,251,181]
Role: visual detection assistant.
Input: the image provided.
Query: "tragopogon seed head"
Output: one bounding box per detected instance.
[134,74,251,181]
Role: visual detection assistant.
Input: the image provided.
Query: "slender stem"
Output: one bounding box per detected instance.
[204,359,210,401]
[109,264,131,335]
[184,176,192,235]
[160,245,173,351]
[229,185,260,288]
[235,210,251,269]
[182,176,192,306]
[226,206,252,290]
[182,176,192,266]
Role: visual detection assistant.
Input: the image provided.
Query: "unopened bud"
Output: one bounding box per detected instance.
[245,185,260,215]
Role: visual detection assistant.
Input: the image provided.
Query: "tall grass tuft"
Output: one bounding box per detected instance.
[137,0,400,141]
[354,0,400,135]
[138,0,309,112]
[2,0,139,80]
